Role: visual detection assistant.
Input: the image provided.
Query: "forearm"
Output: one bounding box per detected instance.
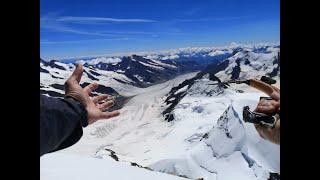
[40,95,88,156]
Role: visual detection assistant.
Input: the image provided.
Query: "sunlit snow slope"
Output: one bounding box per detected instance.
[41,43,280,180]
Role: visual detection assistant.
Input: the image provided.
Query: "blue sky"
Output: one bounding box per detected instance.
[40,0,280,60]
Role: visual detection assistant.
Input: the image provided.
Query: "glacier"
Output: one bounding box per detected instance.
[40,43,280,180]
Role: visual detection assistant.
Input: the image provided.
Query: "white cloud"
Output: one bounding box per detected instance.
[75,60,86,65]
[175,16,248,23]
[57,16,156,23]
[87,57,122,65]
[41,14,156,37]
[40,38,130,45]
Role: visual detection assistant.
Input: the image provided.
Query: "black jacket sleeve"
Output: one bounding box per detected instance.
[40,95,88,156]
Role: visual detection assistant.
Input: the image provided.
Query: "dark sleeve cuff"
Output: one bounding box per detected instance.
[63,97,89,127]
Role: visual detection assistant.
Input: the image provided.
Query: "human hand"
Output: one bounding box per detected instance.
[64,64,120,125]
[255,99,280,114]
[254,99,280,144]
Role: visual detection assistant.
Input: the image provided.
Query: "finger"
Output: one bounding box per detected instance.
[254,124,273,138]
[270,91,280,101]
[100,111,120,119]
[257,99,268,106]
[70,64,84,83]
[98,100,114,111]
[92,94,109,104]
[84,83,98,94]
[254,124,266,139]
[259,99,277,106]
[271,101,280,109]
[271,85,280,93]
[255,105,275,114]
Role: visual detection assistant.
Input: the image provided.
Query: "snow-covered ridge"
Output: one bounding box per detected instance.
[136,42,278,61]
[83,57,122,65]
[61,42,279,65]
[154,72,280,179]
[41,70,280,179]
[41,42,280,180]
[214,48,280,82]
[40,54,202,97]
[162,47,280,122]
[41,43,279,91]
[151,46,280,178]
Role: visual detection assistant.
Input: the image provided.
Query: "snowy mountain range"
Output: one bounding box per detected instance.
[40,43,280,180]
[162,45,280,121]
[81,55,203,87]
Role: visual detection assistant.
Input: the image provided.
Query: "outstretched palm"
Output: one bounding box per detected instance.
[64,64,120,125]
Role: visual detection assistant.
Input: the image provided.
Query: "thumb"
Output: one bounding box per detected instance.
[70,64,84,83]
